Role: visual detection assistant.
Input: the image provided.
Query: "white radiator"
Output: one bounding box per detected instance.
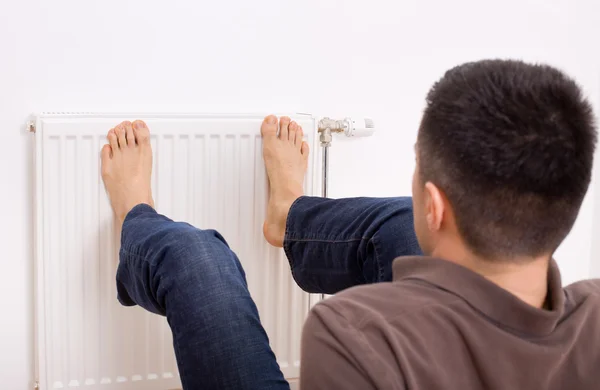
[33,113,323,390]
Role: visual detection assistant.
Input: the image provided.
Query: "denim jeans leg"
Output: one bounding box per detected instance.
[116,204,289,390]
[284,197,422,294]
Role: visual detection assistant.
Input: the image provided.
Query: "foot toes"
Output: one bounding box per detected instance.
[123,121,135,147]
[101,144,112,176]
[301,141,310,157]
[279,116,290,140]
[295,124,304,149]
[132,120,150,144]
[289,121,298,143]
[108,129,119,152]
[261,115,278,139]
[116,122,127,148]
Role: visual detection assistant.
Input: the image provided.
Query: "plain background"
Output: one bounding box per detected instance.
[1,0,600,388]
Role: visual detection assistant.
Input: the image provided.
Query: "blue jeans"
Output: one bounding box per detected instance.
[116,196,421,389]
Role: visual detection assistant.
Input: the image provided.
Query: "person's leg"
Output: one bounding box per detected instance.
[102,120,288,390]
[284,196,421,293]
[261,117,422,294]
[117,205,289,390]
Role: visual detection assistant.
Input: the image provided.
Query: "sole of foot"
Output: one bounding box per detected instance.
[261,115,310,247]
[101,120,155,225]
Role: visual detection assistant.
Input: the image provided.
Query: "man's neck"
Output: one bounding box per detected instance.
[431,243,551,309]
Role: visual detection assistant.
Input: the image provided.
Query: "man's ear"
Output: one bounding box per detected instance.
[424,182,445,232]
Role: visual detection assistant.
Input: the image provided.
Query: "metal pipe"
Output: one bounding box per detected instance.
[322,144,329,198]
[319,127,332,198]
[319,128,332,301]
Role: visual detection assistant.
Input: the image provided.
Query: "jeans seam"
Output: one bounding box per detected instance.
[284,196,305,241]
[283,196,305,270]
[283,242,295,271]
[372,233,385,282]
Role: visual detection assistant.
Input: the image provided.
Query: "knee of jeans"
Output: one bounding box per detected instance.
[162,227,242,285]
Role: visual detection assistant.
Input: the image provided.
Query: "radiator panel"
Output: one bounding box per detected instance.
[34,114,320,389]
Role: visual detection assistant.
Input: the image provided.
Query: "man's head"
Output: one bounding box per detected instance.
[412,59,597,262]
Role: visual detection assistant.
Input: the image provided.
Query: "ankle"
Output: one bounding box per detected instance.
[273,193,300,218]
[271,186,302,204]
[264,198,298,248]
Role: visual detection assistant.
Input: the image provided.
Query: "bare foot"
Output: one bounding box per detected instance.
[101,120,154,224]
[262,115,310,247]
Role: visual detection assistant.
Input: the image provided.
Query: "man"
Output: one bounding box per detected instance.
[101,59,599,390]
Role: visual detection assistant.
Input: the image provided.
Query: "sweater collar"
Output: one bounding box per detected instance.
[392,257,565,336]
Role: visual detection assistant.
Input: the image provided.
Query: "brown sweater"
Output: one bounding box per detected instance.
[300,257,600,390]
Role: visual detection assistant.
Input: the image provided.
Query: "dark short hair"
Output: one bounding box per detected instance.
[418,59,597,260]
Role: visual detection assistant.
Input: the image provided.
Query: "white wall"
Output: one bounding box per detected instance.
[1,0,599,388]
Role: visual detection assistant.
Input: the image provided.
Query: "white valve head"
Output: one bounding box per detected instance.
[344,117,375,137]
